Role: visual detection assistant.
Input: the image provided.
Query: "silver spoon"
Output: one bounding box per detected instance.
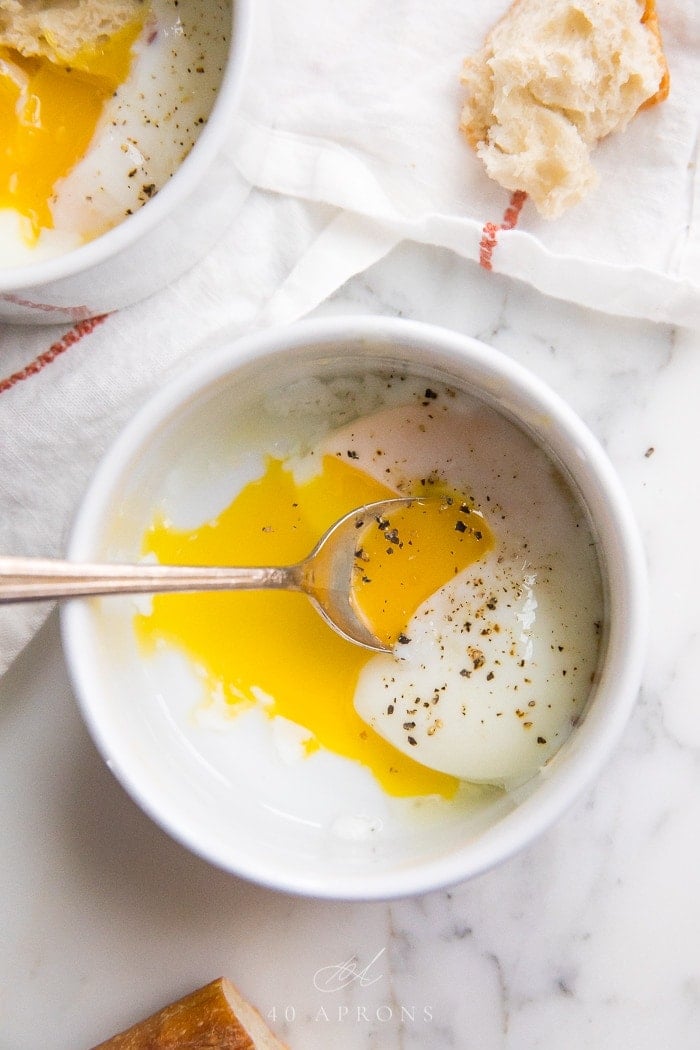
[0,496,426,653]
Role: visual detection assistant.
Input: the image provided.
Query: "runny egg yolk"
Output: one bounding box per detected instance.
[351,495,493,649]
[135,454,494,799]
[0,17,143,241]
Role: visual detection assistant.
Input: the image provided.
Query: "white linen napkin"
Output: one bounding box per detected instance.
[230,0,700,327]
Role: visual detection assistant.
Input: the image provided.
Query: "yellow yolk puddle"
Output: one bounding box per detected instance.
[135,455,494,799]
[0,16,144,240]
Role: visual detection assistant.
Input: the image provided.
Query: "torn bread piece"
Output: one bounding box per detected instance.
[89,977,289,1050]
[460,0,669,218]
[0,0,146,63]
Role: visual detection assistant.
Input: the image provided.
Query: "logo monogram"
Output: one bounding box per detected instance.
[312,948,386,993]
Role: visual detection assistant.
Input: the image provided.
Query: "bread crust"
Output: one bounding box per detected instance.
[89,978,288,1050]
[640,0,670,106]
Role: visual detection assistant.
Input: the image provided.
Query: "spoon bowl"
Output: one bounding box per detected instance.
[297,495,427,651]
[0,496,428,652]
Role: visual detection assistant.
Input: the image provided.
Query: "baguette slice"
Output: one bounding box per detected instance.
[89,977,288,1050]
[0,0,145,63]
[460,0,669,218]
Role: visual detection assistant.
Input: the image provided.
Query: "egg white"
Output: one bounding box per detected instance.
[318,393,604,786]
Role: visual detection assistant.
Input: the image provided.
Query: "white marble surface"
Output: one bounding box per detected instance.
[2,226,700,1049]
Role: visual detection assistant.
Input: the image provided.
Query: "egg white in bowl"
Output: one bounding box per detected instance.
[62,317,648,899]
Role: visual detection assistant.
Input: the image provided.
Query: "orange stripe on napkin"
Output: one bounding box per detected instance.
[0,314,108,395]
[479,190,527,270]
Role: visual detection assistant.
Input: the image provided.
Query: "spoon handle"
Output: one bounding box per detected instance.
[0,556,295,603]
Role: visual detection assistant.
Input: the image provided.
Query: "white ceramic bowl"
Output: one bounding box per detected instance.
[61,316,648,900]
[0,1,253,325]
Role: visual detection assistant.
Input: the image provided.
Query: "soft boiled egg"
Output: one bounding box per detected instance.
[322,395,604,786]
[0,0,230,266]
[135,375,605,797]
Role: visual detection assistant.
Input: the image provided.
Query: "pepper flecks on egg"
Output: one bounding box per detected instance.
[350,494,495,648]
[348,377,604,784]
